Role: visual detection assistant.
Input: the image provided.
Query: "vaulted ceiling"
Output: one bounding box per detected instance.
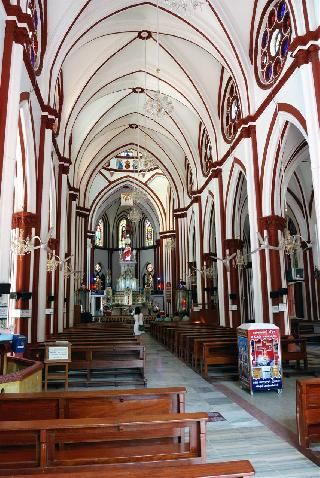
[40,0,257,228]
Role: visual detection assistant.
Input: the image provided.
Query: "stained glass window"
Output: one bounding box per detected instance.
[95,219,104,247]
[27,0,42,71]
[145,219,154,247]
[257,1,292,87]
[119,219,127,248]
[222,79,241,143]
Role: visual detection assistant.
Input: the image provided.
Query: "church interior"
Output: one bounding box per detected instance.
[0,0,320,476]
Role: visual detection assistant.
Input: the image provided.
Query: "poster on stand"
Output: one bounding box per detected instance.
[248,328,282,392]
[237,324,282,394]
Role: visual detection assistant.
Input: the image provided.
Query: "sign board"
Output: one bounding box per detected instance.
[278,303,287,312]
[272,305,279,314]
[45,308,54,315]
[230,304,238,311]
[11,309,32,318]
[45,341,71,363]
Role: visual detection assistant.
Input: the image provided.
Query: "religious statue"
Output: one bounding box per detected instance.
[94,262,105,290]
[123,234,132,261]
[144,262,154,290]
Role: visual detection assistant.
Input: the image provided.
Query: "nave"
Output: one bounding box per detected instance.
[144,333,319,477]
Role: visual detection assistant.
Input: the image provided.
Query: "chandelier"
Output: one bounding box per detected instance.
[232,250,247,269]
[11,231,36,255]
[47,253,72,273]
[128,206,143,223]
[165,237,176,250]
[11,228,52,256]
[145,86,174,118]
[279,229,301,255]
[145,2,174,118]
[203,265,217,279]
[161,0,205,14]
[47,252,62,272]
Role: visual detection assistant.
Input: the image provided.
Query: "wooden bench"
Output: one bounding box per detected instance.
[281,337,308,369]
[7,460,255,477]
[201,339,238,377]
[69,343,146,385]
[0,387,185,421]
[296,378,320,452]
[0,412,208,472]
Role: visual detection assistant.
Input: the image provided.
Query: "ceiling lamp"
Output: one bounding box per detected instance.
[11,228,52,256]
[233,249,247,269]
[128,206,143,223]
[161,0,205,14]
[279,229,301,255]
[145,1,174,118]
[145,86,173,118]
[47,252,62,272]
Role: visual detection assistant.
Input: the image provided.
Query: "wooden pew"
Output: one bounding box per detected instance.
[201,339,238,377]
[7,460,255,477]
[296,378,320,452]
[0,413,208,472]
[281,337,308,369]
[0,387,186,421]
[70,343,146,385]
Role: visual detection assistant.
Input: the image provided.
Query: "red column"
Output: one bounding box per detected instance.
[224,239,243,328]
[11,212,39,337]
[259,215,286,334]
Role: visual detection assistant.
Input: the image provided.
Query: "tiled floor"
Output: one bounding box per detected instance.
[144,334,320,477]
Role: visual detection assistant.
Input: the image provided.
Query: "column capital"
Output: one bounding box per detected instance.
[224,238,243,252]
[12,212,39,230]
[76,206,90,218]
[259,215,286,232]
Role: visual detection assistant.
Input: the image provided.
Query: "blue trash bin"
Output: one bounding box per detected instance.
[11,334,27,353]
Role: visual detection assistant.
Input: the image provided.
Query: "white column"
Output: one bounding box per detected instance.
[37,125,52,342]
[300,62,320,255]
[244,136,264,323]
[68,196,77,327]
[58,173,68,333]
[0,41,23,282]
[212,177,225,325]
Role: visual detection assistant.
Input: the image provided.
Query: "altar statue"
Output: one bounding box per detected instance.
[123,234,132,261]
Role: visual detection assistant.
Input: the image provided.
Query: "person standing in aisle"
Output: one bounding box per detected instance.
[133,306,145,344]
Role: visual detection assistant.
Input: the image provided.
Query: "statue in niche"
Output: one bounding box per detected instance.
[94,262,105,290]
[144,262,154,290]
[123,234,132,261]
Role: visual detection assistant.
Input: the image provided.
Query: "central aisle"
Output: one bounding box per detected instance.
[144,334,320,478]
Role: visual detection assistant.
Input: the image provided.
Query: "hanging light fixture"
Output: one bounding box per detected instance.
[140,38,156,172]
[46,252,72,273]
[11,228,52,256]
[145,0,174,118]
[233,249,247,269]
[279,229,301,255]
[128,206,143,223]
[161,0,205,14]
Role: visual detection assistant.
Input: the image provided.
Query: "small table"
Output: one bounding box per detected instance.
[44,342,71,391]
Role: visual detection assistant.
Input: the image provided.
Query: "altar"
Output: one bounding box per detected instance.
[113,236,140,305]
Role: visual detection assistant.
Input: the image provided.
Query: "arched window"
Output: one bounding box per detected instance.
[145,219,154,247]
[119,219,127,248]
[95,219,104,247]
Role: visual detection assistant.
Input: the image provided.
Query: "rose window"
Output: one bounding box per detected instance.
[222,79,241,143]
[27,0,42,70]
[257,1,292,87]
